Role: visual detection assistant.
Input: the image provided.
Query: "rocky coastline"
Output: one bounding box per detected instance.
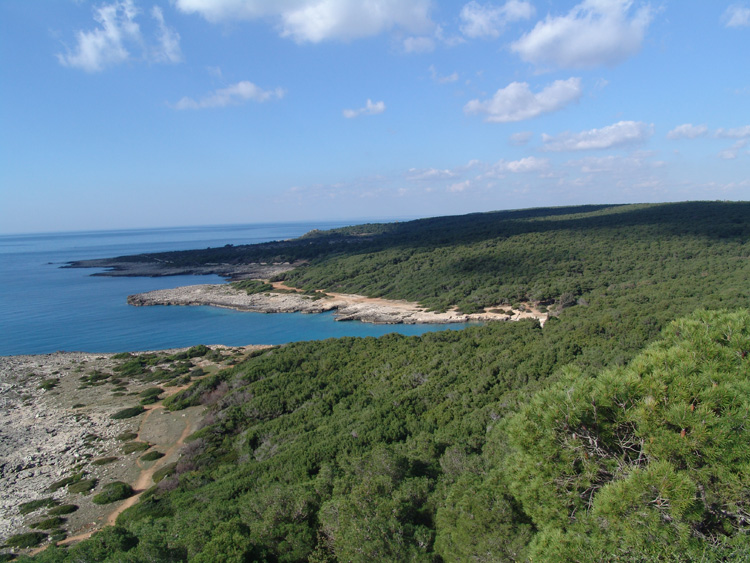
[127,283,547,325]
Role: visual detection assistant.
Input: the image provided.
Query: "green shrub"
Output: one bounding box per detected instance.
[47,473,83,492]
[139,386,164,398]
[116,432,138,441]
[19,498,58,515]
[139,395,160,405]
[47,504,78,516]
[111,406,145,420]
[140,451,164,462]
[72,403,85,408]
[4,532,47,548]
[152,462,177,484]
[49,530,67,542]
[122,441,150,454]
[68,478,97,494]
[93,457,119,466]
[31,517,65,530]
[92,482,135,505]
[38,379,58,391]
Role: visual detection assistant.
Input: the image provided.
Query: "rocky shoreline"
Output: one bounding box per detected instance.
[127,284,547,325]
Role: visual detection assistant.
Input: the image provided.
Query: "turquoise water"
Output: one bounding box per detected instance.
[0,222,471,355]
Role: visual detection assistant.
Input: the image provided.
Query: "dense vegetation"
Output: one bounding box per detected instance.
[13,202,750,561]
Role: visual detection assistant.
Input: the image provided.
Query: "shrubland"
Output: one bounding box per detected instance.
[16,202,750,561]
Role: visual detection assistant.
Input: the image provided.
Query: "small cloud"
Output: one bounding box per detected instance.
[504,156,549,173]
[667,123,708,140]
[715,125,750,138]
[57,0,141,72]
[403,36,436,53]
[718,139,749,160]
[429,65,458,84]
[174,81,285,110]
[464,77,582,123]
[509,131,533,145]
[58,0,183,72]
[407,168,457,181]
[151,6,182,64]
[459,0,535,39]
[512,0,653,68]
[542,121,653,151]
[448,180,471,192]
[723,4,750,27]
[343,99,386,119]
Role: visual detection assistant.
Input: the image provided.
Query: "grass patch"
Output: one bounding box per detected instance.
[139,395,160,405]
[122,441,150,454]
[31,517,65,530]
[116,432,138,441]
[19,498,58,515]
[140,451,164,462]
[4,532,47,548]
[47,473,83,493]
[92,456,119,466]
[92,482,135,505]
[139,387,164,398]
[111,406,145,420]
[47,504,78,516]
[37,379,58,391]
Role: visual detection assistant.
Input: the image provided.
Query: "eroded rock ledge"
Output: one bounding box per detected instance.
[128,284,547,325]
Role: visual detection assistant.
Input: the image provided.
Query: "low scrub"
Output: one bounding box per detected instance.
[152,462,177,484]
[140,451,164,462]
[116,432,138,441]
[31,517,65,530]
[4,531,47,548]
[47,504,78,516]
[92,482,135,505]
[122,441,150,454]
[93,457,118,466]
[111,406,145,420]
[19,498,58,515]
[68,478,97,494]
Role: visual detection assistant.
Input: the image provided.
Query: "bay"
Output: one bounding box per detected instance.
[0,222,470,356]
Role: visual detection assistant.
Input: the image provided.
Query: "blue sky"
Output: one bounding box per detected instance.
[1,0,749,234]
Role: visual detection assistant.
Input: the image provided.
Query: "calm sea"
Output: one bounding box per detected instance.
[0,222,469,356]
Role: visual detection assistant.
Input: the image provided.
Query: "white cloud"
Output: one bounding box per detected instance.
[407,168,458,181]
[152,6,182,63]
[723,4,750,27]
[447,180,471,192]
[429,65,458,84]
[464,77,582,123]
[715,125,750,138]
[718,140,749,160]
[58,0,182,72]
[512,0,653,68]
[509,131,533,145]
[667,123,708,140]
[343,99,386,119]
[174,81,285,110]
[175,0,434,43]
[542,120,653,151]
[403,36,436,53]
[459,0,535,39]
[504,156,550,173]
[57,0,141,72]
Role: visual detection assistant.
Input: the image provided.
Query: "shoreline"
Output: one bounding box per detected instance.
[127,283,548,326]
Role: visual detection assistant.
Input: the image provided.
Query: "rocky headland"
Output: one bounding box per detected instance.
[127,283,547,325]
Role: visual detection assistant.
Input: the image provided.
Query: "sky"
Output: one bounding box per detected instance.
[1,0,749,234]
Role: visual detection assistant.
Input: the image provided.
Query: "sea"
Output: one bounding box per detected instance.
[0,221,471,356]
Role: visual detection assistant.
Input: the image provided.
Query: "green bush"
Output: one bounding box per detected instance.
[31,517,65,530]
[122,441,150,454]
[92,482,135,505]
[139,395,160,405]
[93,456,119,466]
[140,451,164,462]
[37,379,58,391]
[68,478,97,494]
[47,473,83,492]
[4,532,47,548]
[111,406,145,420]
[19,498,57,515]
[47,504,78,516]
[116,432,138,441]
[152,462,177,484]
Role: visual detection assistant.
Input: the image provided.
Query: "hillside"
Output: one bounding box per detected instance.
[13,201,750,561]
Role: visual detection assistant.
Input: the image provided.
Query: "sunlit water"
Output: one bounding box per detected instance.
[0,222,470,355]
